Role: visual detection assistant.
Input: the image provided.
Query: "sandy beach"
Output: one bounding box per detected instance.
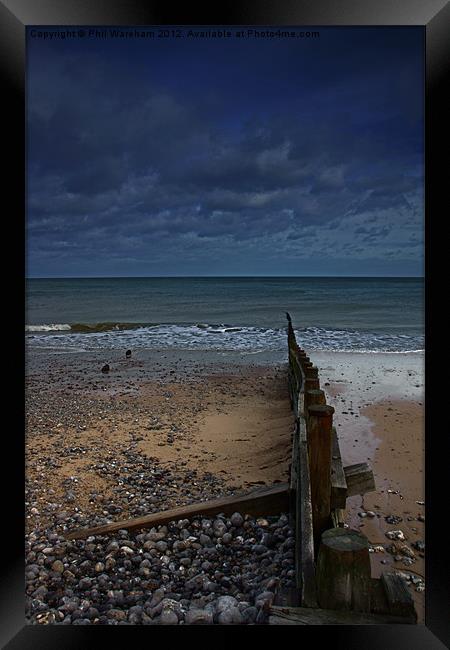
[315,351,425,621]
[26,350,293,528]
[25,347,424,624]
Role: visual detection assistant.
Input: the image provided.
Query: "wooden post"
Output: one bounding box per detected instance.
[306,366,319,379]
[305,388,326,412]
[305,367,320,391]
[307,404,334,546]
[305,377,320,392]
[316,528,372,613]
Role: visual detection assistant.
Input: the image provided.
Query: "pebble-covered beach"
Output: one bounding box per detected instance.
[26,512,295,625]
[25,349,294,625]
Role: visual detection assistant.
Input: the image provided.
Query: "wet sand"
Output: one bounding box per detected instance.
[315,351,425,622]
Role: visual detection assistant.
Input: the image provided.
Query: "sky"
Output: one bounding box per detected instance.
[26,27,424,277]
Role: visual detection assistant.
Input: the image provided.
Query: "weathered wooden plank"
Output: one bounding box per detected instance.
[290,352,303,394]
[370,577,390,615]
[331,427,348,509]
[290,420,299,505]
[344,462,376,497]
[381,573,417,622]
[330,508,346,528]
[269,605,416,625]
[295,414,317,607]
[65,483,290,540]
[307,404,334,546]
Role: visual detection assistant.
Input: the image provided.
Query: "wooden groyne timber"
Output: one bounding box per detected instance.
[66,314,417,625]
[274,313,416,624]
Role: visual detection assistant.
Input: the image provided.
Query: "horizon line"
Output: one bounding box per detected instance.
[26,274,424,280]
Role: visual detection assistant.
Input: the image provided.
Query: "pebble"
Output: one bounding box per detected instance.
[160,609,179,625]
[385,530,406,541]
[185,608,213,625]
[51,560,64,573]
[218,607,243,624]
[230,512,244,527]
[385,515,403,525]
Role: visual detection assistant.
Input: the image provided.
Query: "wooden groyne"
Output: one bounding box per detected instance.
[275,313,416,623]
[66,314,417,625]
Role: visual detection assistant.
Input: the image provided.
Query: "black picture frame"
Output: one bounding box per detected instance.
[3,0,449,647]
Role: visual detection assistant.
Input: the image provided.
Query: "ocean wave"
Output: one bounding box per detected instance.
[26,323,72,332]
[25,322,424,354]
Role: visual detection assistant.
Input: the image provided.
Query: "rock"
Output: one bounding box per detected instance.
[128,605,143,624]
[160,609,179,625]
[72,617,91,625]
[185,608,213,625]
[107,609,127,621]
[385,515,403,525]
[105,557,116,570]
[242,606,258,623]
[252,544,267,555]
[32,586,48,599]
[213,520,227,538]
[216,595,238,613]
[412,540,425,553]
[101,364,110,373]
[222,532,233,545]
[78,577,92,590]
[149,588,165,608]
[398,544,415,559]
[218,606,243,624]
[230,512,244,527]
[51,560,64,573]
[255,590,275,608]
[385,530,406,541]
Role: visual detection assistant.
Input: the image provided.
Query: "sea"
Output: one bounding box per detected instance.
[25,277,424,355]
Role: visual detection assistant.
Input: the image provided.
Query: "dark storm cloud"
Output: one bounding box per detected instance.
[27,28,424,276]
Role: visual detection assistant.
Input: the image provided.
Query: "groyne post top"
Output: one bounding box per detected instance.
[316,528,371,613]
[305,376,320,392]
[308,404,334,418]
[305,366,319,379]
[305,389,326,409]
